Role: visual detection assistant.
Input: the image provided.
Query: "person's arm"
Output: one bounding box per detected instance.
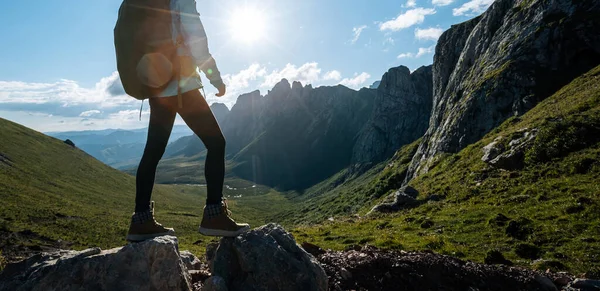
[178,0,224,91]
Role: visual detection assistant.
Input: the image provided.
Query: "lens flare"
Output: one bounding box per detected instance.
[229,7,267,44]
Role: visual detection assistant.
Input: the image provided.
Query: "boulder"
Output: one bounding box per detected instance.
[482,129,538,170]
[206,223,328,291]
[369,186,419,214]
[482,138,505,163]
[0,236,191,291]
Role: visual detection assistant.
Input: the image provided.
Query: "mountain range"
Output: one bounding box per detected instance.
[2,0,600,277]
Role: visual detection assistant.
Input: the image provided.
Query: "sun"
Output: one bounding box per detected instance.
[229,7,267,44]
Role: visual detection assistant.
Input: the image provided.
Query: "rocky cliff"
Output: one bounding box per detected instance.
[228,80,376,190]
[353,65,433,164]
[406,0,600,180]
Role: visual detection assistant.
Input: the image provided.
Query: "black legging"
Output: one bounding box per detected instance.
[135,90,225,213]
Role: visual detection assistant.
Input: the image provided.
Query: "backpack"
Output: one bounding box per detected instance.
[114,0,181,100]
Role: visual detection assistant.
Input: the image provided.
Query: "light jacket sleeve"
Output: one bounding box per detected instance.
[178,0,224,89]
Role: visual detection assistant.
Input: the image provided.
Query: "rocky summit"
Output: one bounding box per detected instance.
[3,224,597,291]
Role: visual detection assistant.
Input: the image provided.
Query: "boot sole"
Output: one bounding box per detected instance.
[126,231,175,242]
[199,225,250,237]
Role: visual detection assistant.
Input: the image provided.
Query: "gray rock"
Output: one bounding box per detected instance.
[369,186,419,214]
[209,223,328,291]
[203,276,228,291]
[482,138,505,163]
[488,129,538,170]
[534,275,558,291]
[570,278,600,290]
[0,236,191,291]
[406,0,600,182]
[353,65,433,163]
[180,250,202,270]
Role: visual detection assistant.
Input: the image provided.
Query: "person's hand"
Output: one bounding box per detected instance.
[215,84,226,97]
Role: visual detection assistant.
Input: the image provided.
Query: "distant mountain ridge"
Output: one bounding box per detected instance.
[163,65,434,190]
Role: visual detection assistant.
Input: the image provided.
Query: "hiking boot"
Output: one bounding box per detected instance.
[199,200,250,237]
[126,201,175,242]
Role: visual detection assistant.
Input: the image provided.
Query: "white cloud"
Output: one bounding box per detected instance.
[261,62,322,88]
[379,8,436,31]
[323,70,342,81]
[453,0,494,16]
[397,53,415,58]
[416,46,435,57]
[397,45,435,59]
[432,0,454,6]
[222,63,266,90]
[351,25,368,44]
[405,0,417,8]
[211,63,268,106]
[383,37,396,46]
[340,72,371,89]
[109,109,150,121]
[3,63,374,131]
[79,110,101,117]
[0,72,134,113]
[415,27,444,41]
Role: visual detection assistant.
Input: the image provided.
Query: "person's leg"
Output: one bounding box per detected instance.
[177,90,225,205]
[135,97,178,212]
[177,90,249,237]
[128,97,178,242]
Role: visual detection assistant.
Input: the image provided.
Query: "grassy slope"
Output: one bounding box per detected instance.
[0,119,291,265]
[293,65,600,274]
[271,138,421,225]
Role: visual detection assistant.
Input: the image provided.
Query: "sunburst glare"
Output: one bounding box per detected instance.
[229,6,267,45]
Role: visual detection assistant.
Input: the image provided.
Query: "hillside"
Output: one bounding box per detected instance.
[293,64,600,274]
[0,118,291,268]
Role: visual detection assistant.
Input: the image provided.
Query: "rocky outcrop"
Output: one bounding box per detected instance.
[368,186,420,214]
[0,236,191,291]
[406,0,600,181]
[482,128,539,170]
[353,66,433,164]
[205,223,328,291]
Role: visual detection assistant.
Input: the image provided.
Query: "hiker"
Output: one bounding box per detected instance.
[114,0,250,242]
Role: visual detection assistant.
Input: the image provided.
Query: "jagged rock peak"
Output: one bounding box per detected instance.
[210,102,229,112]
[292,80,304,90]
[233,90,262,107]
[272,78,291,92]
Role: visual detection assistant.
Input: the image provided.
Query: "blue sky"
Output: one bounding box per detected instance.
[0,0,491,132]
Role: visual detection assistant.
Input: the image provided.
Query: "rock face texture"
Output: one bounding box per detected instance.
[0,236,191,291]
[406,0,600,181]
[368,186,420,214]
[353,65,433,164]
[206,223,328,291]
